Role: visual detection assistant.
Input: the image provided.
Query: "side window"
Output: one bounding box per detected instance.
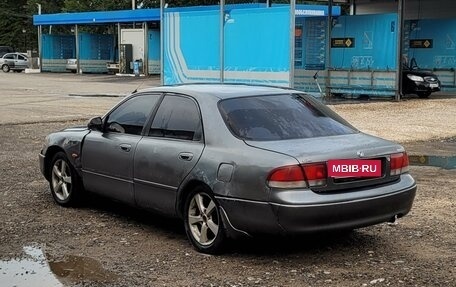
[18,55,26,61]
[149,95,202,141]
[106,94,160,135]
[4,54,15,60]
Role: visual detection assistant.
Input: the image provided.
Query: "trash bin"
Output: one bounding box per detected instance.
[133,59,143,77]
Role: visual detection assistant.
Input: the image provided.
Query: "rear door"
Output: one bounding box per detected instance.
[81,93,161,204]
[2,53,15,67]
[134,94,204,216]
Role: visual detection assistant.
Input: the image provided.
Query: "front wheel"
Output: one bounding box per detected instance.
[2,65,10,73]
[184,188,226,254]
[49,152,83,206]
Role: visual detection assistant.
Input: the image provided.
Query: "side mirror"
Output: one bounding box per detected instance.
[87,116,103,131]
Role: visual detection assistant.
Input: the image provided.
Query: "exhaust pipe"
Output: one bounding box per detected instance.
[388,214,399,226]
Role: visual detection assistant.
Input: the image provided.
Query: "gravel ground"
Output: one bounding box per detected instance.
[0,73,455,286]
[329,98,456,143]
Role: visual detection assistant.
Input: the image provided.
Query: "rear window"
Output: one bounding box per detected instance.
[218,94,356,141]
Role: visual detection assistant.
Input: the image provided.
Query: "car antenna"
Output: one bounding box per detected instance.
[132,78,148,94]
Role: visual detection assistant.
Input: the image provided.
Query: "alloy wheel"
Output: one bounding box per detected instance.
[51,159,72,201]
[187,193,220,246]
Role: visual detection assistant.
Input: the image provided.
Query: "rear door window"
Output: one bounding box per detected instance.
[218,94,356,141]
[149,95,202,141]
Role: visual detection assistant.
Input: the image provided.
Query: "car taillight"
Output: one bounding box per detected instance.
[390,152,409,175]
[267,163,327,189]
[267,165,307,188]
[302,163,327,187]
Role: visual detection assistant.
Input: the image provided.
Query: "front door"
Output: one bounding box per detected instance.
[15,54,28,69]
[134,94,204,216]
[81,93,161,204]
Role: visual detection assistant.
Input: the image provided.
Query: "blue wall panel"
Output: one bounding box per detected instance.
[79,33,115,60]
[224,8,290,74]
[148,29,160,74]
[295,16,327,70]
[330,13,398,70]
[404,19,456,69]
[179,11,220,71]
[163,7,290,85]
[163,10,220,84]
[41,34,75,72]
[42,34,75,59]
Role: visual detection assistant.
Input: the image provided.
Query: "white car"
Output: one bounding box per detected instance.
[66,59,77,73]
[0,52,29,73]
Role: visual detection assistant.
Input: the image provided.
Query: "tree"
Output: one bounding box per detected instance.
[0,0,29,50]
[63,0,132,12]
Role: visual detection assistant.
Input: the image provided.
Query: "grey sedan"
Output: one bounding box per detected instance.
[39,84,416,253]
[1,52,29,73]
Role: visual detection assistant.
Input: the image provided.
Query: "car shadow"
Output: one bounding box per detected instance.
[81,193,185,237]
[77,193,384,257]
[225,230,380,257]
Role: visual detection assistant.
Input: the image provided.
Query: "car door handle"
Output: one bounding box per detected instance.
[179,152,194,161]
[119,143,131,152]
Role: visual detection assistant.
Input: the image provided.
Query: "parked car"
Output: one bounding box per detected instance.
[39,84,416,254]
[66,59,77,73]
[402,59,441,98]
[0,52,29,73]
[0,46,14,57]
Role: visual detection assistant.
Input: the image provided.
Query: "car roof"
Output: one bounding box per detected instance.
[3,52,27,57]
[140,83,300,100]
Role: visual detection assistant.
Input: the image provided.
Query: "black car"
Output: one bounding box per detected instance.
[0,46,13,57]
[402,59,441,98]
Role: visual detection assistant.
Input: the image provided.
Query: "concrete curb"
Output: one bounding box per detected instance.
[409,155,456,170]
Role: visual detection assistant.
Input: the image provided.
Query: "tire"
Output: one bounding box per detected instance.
[2,64,10,73]
[417,91,431,99]
[48,151,83,207]
[184,187,226,254]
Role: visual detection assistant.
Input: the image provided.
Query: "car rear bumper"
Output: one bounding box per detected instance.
[217,175,416,236]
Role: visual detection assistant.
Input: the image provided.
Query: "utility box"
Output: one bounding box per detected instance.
[119,44,133,74]
[120,28,145,74]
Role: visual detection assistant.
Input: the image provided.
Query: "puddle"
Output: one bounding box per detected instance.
[0,245,117,286]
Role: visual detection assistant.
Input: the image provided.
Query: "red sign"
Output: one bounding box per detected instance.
[327,159,382,178]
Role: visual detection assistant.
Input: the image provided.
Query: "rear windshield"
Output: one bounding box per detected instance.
[218,94,357,141]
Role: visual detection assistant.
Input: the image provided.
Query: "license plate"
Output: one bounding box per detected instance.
[430,83,439,88]
[328,159,382,178]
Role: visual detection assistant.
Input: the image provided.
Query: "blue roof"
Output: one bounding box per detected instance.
[34,9,159,25]
[33,4,263,25]
[33,4,340,26]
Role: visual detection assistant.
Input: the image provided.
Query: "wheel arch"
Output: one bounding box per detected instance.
[176,179,212,219]
[43,146,66,180]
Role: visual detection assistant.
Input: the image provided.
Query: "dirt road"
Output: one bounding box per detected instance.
[0,73,455,286]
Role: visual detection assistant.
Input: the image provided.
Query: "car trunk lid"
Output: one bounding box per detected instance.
[246,133,405,192]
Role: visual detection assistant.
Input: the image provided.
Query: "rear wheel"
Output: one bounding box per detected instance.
[184,187,226,254]
[2,64,10,73]
[49,152,83,206]
[417,91,431,99]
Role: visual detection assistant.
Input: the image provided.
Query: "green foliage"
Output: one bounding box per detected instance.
[0,0,28,50]
[63,0,131,12]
